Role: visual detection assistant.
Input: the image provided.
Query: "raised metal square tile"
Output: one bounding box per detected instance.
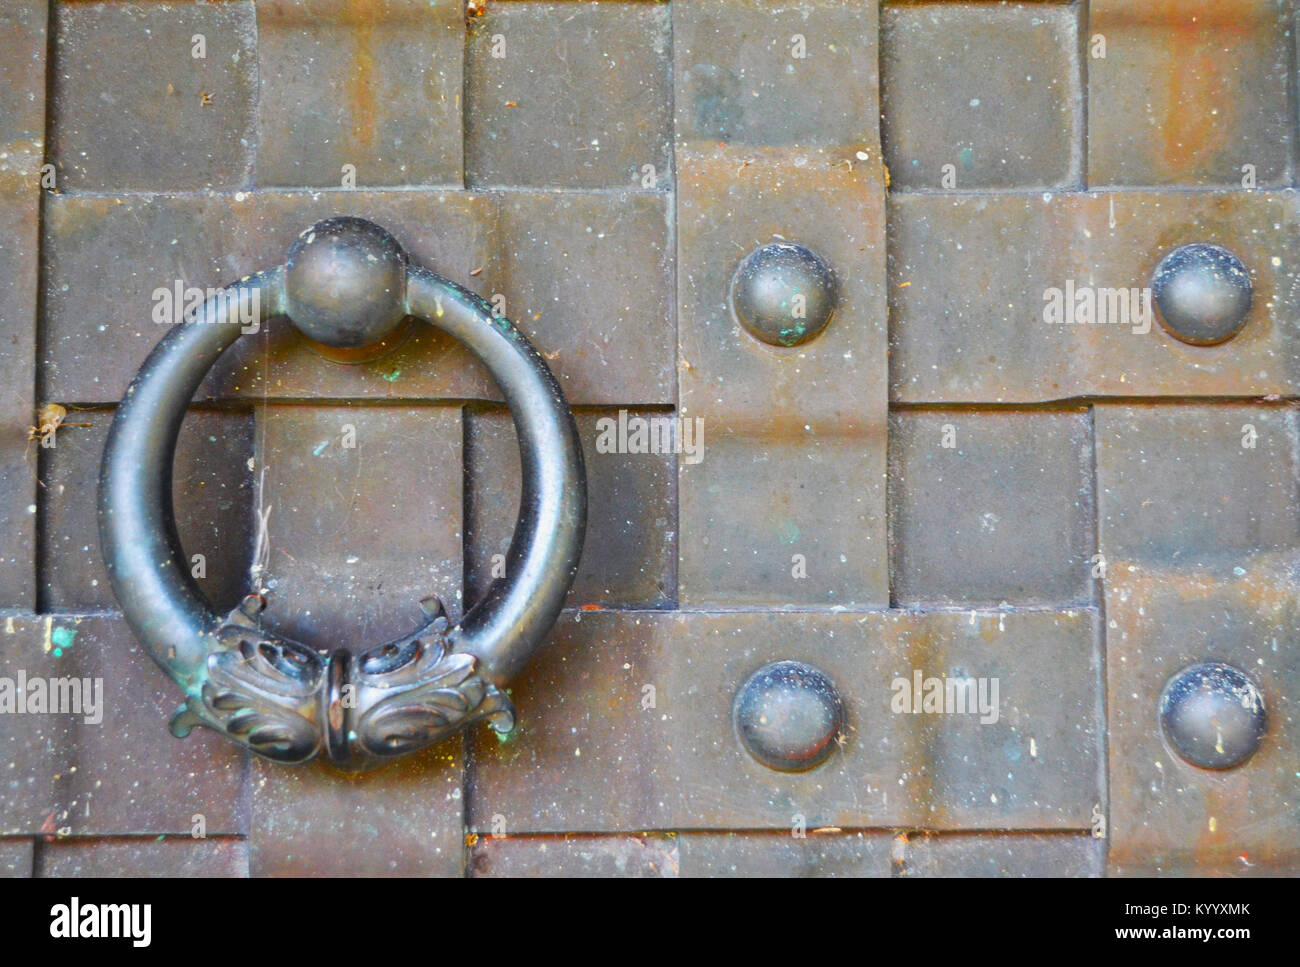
[0,615,247,837]
[255,404,465,642]
[882,2,1082,190]
[41,192,256,404]
[679,431,887,607]
[465,1,673,189]
[257,0,465,188]
[50,1,256,191]
[1088,0,1293,187]
[890,409,1096,607]
[911,609,1103,829]
[492,190,675,406]
[1095,404,1300,570]
[674,0,880,150]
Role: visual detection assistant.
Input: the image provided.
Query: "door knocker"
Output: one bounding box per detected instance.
[98,217,587,771]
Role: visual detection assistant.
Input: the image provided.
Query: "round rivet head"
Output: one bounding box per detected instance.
[1160,662,1266,770]
[734,660,843,772]
[284,216,408,348]
[1151,243,1252,346]
[731,242,838,347]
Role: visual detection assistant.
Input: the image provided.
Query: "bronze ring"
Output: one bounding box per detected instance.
[98,217,586,771]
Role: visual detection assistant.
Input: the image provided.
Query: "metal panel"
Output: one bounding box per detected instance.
[0,0,1294,877]
[248,751,467,876]
[0,615,246,837]
[39,409,255,614]
[0,838,34,878]
[674,0,880,149]
[255,404,466,637]
[41,190,498,404]
[1096,404,1300,875]
[889,191,1300,403]
[1088,0,1294,187]
[889,409,1097,607]
[466,608,1099,833]
[50,2,257,191]
[675,150,889,604]
[466,407,677,609]
[493,191,676,406]
[257,0,466,188]
[465,1,674,189]
[882,2,1083,190]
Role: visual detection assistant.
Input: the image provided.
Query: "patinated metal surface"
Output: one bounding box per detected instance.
[0,615,247,838]
[466,407,677,609]
[1096,404,1299,875]
[468,609,1100,833]
[1088,0,1294,188]
[881,2,1084,190]
[41,410,256,615]
[890,190,1300,402]
[0,0,1296,876]
[889,409,1096,606]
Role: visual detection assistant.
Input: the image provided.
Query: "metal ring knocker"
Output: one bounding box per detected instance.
[98,217,586,771]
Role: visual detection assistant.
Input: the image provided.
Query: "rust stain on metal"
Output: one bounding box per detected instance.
[1161,12,1238,176]
[346,0,379,153]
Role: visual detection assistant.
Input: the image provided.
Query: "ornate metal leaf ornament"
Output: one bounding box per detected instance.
[100,219,585,771]
[170,594,327,764]
[168,594,516,769]
[352,596,516,759]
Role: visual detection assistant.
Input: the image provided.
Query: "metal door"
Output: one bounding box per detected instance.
[0,0,1295,877]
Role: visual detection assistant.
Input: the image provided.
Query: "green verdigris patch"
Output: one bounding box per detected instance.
[50,625,78,658]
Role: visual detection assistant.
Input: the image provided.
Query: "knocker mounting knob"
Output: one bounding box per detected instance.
[283,217,408,348]
[99,217,586,771]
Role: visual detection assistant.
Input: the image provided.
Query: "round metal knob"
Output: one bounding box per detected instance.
[1151,243,1252,346]
[99,217,586,771]
[284,216,407,348]
[1160,662,1267,770]
[730,242,838,347]
[734,660,844,772]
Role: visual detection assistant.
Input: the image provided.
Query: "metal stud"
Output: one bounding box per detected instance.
[1151,243,1252,346]
[730,242,838,347]
[284,216,409,349]
[733,660,844,772]
[1159,661,1267,770]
